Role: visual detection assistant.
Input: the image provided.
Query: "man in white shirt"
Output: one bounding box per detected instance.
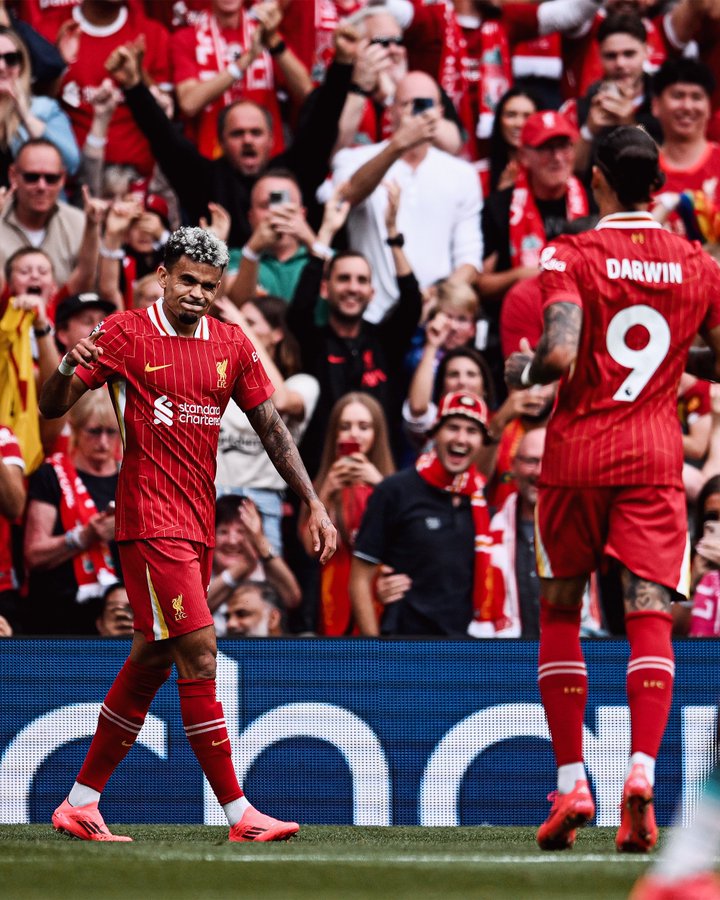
[332,71,482,324]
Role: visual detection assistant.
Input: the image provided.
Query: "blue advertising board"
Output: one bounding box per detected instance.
[0,639,717,828]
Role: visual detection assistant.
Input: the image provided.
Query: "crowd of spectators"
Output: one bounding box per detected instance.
[2,0,720,640]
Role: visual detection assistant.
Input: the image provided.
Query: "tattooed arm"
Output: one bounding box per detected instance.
[246,399,337,563]
[505,301,582,389]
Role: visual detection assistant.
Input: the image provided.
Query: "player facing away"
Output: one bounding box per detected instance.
[39,227,337,843]
[506,126,720,854]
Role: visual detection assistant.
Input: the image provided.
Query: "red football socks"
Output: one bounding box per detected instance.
[177,678,243,806]
[77,659,170,793]
[538,600,587,767]
[625,611,674,758]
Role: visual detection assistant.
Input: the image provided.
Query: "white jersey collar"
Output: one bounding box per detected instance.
[596,211,663,230]
[146,299,209,339]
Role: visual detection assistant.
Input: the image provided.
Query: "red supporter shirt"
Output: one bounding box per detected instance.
[0,425,24,592]
[171,11,283,159]
[76,299,272,543]
[30,4,170,176]
[538,212,720,488]
[659,142,720,202]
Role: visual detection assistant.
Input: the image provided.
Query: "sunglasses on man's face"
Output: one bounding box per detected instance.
[0,51,22,68]
[18,171,63,185]
[704,510,720,523]
[369,36,403,48]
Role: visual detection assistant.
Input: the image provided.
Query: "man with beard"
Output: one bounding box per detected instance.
[225,581,285,637]
[287,247,421,475]
[104,28,354,248]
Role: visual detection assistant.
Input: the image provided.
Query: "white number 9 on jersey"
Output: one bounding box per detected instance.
[606,305,671,402]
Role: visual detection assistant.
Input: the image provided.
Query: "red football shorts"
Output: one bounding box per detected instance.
[535,484,690,596]
[118,539,214,641]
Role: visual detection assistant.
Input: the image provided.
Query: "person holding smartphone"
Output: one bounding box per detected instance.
[301,392,395,636]
[561,13,662,177]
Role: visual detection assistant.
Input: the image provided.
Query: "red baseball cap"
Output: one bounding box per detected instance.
[430,390,489,434]
[521,110,578,148]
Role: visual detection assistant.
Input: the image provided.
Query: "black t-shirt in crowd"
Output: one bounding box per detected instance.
[354,469,475,637]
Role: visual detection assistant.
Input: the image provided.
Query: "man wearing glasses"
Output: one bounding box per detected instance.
[0,137,84,286]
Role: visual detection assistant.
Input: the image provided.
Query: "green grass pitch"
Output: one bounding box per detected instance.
[0,825,653,899]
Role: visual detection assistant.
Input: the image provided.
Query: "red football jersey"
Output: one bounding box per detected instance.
[0,425,24,593]
[538,211,720,488]
[77,300,272,543]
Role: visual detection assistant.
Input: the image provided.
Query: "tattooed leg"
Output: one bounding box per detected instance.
[620,568,672,615]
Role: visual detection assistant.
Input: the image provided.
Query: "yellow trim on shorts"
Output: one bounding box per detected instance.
[146,564,169,641]
[534,503,553,578]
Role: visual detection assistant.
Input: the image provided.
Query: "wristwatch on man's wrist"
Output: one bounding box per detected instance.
[385,233,405,248]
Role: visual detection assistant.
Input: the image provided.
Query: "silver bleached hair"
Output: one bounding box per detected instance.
[164,226,229,270]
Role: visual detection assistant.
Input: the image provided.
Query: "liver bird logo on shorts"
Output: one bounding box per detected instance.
[216,359,228,388]
[172,594,187,621]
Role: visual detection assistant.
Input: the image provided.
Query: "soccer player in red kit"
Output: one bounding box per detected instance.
[39,227,336,843]
[506,126,720,854]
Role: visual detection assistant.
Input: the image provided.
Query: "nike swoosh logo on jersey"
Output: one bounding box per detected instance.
[145,363,173,372]
[212,738,230,746]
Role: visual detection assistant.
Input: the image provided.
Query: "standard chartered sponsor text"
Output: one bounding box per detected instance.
[179,402,222,426]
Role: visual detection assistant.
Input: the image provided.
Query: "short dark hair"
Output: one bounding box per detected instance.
[652,58,715,100]
[325,250,371,279]
[594,126,664,207]
[216,99,273,143]
[597,12,647,45]
[434,347,496,408]
[215,495,244,528]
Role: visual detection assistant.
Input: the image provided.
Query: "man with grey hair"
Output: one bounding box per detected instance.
[225,581,285,637]
[39,226,336,844]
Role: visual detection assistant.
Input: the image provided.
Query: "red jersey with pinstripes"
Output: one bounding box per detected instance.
[538,212,720,488]
[76,299,272,543]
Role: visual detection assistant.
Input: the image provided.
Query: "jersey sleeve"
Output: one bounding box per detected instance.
[539,238,584,313]
[75,313,129,391]
[231,332,274,411]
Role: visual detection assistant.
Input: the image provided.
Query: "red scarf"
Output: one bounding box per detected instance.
[416,448,507,631]
[49,453,117,603]
[509,167,589,268]
[319,482,376,637]
[439,7,510,158]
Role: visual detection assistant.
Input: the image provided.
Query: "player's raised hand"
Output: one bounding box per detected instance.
[65,330,105,369]
[308,500,337,564]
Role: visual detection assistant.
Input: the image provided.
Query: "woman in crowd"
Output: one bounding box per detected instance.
[302,392,394,636]
[404,345,494,454]
[0,26,79,182]
[23,390,120,635]
[215,294,319,554]
[485,87,538,195]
